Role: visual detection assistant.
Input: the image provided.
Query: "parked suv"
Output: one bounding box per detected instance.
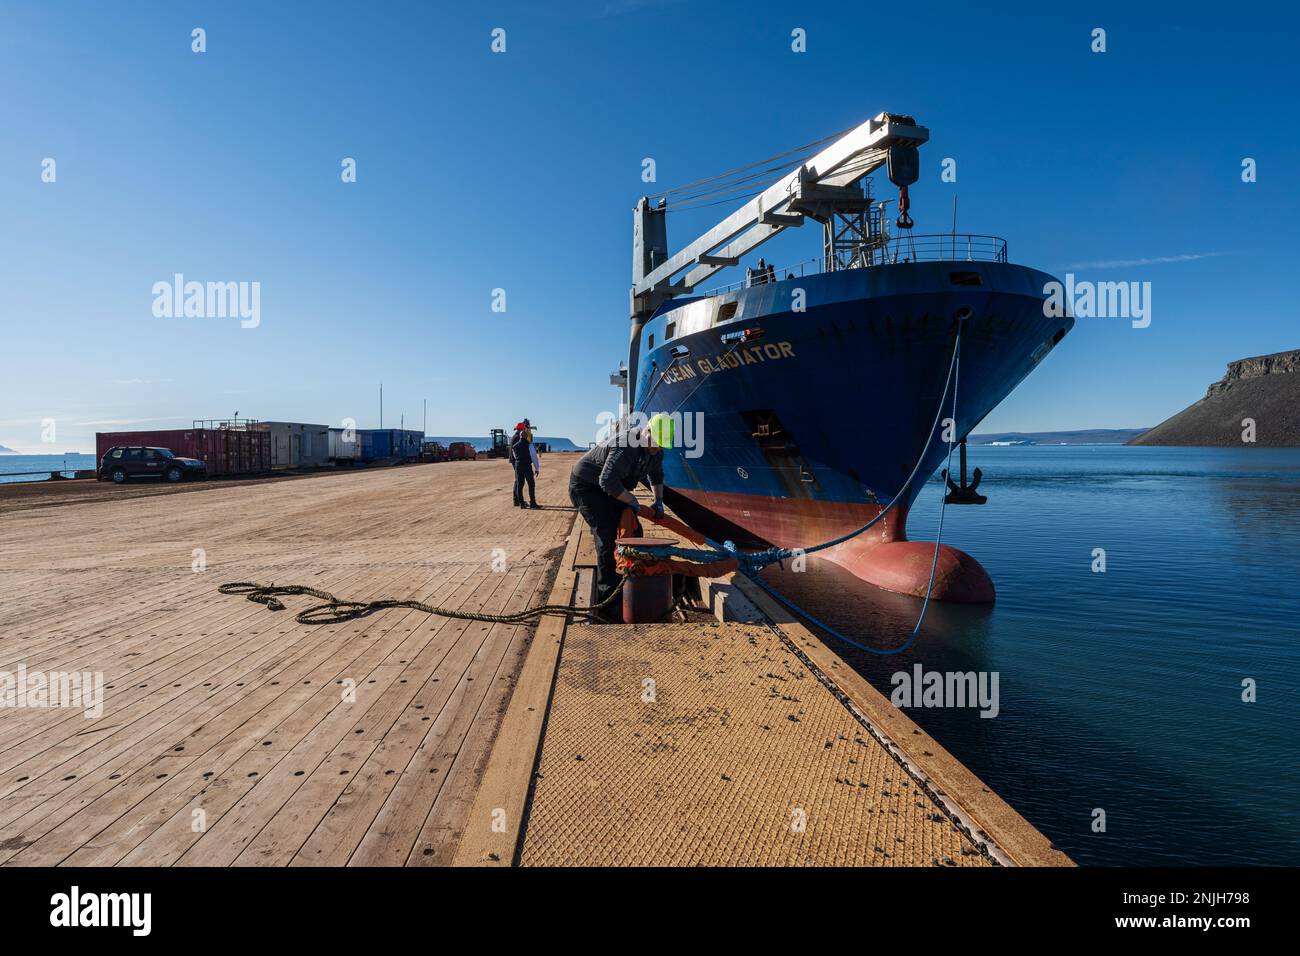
[98,446,208,483]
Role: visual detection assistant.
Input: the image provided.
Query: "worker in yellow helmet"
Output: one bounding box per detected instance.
[568,413,674,617]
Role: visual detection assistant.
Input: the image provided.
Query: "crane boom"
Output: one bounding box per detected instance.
[625,111,928,409]
[631,111,929,315]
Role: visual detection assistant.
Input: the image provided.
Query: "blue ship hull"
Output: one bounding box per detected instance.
[633,259,1072,600]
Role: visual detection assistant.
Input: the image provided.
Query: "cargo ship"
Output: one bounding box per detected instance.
[626,113,1072,603]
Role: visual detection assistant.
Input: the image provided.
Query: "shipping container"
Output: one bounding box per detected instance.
[359,429,392,460]
[94,427,270,478]
[357,428,424,462]
[255,422,331,469]
[329,427,361,461]
[393,429,423,459]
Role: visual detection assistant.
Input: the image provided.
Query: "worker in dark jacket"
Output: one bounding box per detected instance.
[568,413,673,615]
[510,420,540,509]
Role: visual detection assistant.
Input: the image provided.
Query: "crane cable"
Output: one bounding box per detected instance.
[650,125,854,201]
[664,151,891,214]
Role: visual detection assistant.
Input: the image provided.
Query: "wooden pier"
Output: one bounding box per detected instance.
[0,459,1068,867]
[0,461,571,866]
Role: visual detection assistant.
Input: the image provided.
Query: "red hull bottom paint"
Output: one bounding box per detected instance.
[672,488,996,604]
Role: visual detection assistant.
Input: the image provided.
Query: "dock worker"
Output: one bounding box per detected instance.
[568,413,672,617]
[510,421,540,509]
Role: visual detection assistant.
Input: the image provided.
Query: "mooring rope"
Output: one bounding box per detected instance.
[633,319,964,579]
[630,319,967,655]
[734,320,964,571]
[217,322,965,645]
[217,578,624,626]
[745,326,962,656]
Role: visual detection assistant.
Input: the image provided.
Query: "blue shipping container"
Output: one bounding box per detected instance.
[395,429,423,458]
[358,428,423,461]
[359,429,392,460]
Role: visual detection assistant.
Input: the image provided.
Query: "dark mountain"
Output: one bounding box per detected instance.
[1129,349,1300,447]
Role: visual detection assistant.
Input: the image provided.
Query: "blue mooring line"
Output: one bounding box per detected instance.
[743,326,961,656]
[646,319,966,656]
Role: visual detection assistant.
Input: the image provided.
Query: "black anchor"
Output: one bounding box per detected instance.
[943,439,987,505]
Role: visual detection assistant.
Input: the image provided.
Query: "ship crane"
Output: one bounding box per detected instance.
[628,111,928,406]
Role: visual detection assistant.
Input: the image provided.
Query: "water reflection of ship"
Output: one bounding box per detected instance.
[761,556,995,663]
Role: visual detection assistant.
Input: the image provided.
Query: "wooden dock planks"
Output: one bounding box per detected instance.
[0,458,581,866]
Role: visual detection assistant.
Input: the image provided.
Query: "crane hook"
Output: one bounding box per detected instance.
[895,184,914,230]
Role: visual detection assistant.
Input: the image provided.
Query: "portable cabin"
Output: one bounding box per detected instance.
[328,427,361,462]
[255,422,331,469]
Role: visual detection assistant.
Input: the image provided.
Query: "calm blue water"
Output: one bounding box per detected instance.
[761,445,1300,866]
[0,453,97,484]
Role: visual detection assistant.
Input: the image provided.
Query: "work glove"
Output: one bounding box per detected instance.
[653,501,665,519]
[627,499,641,515]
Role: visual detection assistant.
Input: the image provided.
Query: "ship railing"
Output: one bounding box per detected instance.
[861,233,1008,266]
[697,234,1009,297]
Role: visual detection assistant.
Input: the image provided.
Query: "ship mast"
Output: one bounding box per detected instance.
[628,111,928,408]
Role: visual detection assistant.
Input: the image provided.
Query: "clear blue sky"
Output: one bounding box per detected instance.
[2,0,1296,453]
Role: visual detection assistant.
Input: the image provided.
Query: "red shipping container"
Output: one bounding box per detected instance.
[95,428,270,478]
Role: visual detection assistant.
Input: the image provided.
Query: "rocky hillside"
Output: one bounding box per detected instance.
[1129,348,1300,446]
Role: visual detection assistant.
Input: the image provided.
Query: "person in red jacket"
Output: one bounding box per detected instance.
[509,421,540,508]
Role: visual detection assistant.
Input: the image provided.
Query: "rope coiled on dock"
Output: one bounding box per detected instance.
[217,579,623,626]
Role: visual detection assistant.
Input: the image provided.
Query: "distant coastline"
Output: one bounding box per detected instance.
[968,428,1148,446]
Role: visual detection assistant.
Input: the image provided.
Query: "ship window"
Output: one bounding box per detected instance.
[648,333,654,350]
[665,321,676,340]
[716,302,738,323]
[949,271,982,287]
